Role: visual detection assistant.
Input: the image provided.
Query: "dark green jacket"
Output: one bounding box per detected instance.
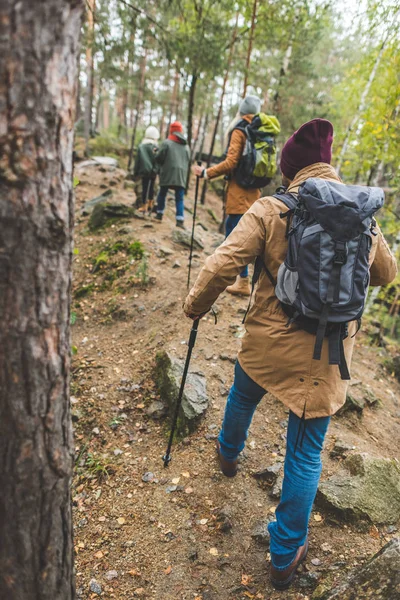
[155,134,190,188]
[133,142,158,178]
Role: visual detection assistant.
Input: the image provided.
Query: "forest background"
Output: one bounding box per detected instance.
[76,0,400,335]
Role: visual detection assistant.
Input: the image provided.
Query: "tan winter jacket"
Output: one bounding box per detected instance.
[207,115,260,215]
[184,163,398,419]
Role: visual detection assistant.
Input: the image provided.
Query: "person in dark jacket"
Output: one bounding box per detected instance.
[155,121,190,228]
[132,125,160,214]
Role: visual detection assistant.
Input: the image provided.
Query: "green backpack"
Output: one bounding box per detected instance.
[233,113,281,189]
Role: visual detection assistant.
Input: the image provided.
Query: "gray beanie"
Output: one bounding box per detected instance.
[239,95,261,116]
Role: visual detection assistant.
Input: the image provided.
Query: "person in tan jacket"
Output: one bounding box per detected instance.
[193,95,262,297]
[184,119,397,590]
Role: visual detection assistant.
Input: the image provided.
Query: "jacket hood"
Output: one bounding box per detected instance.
[299,177,384,242]
[171,132,187,145]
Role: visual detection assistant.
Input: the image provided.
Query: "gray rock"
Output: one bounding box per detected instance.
[159,246,174,257]
[219,353,236,364]
[214,506,233,532]
[142,472,155,483]
[155,351,208,436]
[123,180,135,190]
[89,202,135,230]
[172,228,204,250]
[89,579,102,595]
[82,189,113,215]
[118,225,135,235]
[92,156,119,167]
[146,400,167,419]
[270,474,284,500]
[312,537,400,599]
[251,519,272,546]
[172,260,181,268]
[330,439,355,459]
[317,453,400,524]
[252,463,283,492]
[105,570,118,580]
[339,386,380,414]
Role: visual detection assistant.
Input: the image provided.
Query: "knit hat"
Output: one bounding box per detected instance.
[144,125,160,141]
[280,118,334,181]
[170,121,184,135]
[239,95,261,116]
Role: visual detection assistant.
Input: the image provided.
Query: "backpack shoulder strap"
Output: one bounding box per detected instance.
[273,191,298,210]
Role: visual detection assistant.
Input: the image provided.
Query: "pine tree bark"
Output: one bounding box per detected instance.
[0,0,83,598]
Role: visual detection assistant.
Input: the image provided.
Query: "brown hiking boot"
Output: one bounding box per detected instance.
[270,538,309,590]
[216,441,238,478]
[138,203,148,214]
[226,276,251,297]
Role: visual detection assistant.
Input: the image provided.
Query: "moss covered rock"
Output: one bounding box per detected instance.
[312,538,400,599]
[317,453,400,525]
[89,202,135,230]
[154,351,208,437]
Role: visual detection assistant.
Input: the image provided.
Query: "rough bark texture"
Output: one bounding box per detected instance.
[0,1,83,598]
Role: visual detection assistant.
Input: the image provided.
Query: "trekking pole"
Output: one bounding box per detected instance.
[163,319,199,467]
[187,161,202,290]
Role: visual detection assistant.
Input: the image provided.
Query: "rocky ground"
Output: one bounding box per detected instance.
[71,159,400,600]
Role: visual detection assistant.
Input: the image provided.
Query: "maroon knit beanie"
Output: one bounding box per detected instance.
[280,119,334,181]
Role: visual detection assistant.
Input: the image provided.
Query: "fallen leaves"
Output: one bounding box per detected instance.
[313,513,323,522]
[164,565,172,575]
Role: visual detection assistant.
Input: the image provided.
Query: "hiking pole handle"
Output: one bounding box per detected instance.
[163,319,200,468]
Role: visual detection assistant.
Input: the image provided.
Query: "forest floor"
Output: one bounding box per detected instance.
[71,161,400,600]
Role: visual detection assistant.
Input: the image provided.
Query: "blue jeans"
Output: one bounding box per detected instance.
[225,214,248,278]
[218,361,330,569]
[157,186,185,221]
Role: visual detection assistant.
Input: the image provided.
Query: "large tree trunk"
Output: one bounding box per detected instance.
[0,1,82,598]
[128,45,148,171]
[243,0,258,97]
[84,0,95,155]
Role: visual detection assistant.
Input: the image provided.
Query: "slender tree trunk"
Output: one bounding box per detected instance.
[166,69,180,137]
[372,97,400,186]
[0,1,83,598]
[197,112,209,162]
[243,0,258,97]
[191,112,205,161]
[200,15,238,204]
[185,70,198,191]
[336,34,389,176]
[84,0,95,155]
[159,103,166,139]
[128,45,148,171]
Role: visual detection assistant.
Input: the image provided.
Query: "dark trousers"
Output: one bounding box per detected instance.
[141,177,155,204]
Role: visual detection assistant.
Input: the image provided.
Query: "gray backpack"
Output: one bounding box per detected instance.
[250,178,383,380]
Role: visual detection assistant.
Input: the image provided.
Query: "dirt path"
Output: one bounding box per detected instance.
[71,164,400,600]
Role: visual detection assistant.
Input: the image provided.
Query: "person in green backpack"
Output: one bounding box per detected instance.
[193,97,280,296]
[132,125,160,214]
